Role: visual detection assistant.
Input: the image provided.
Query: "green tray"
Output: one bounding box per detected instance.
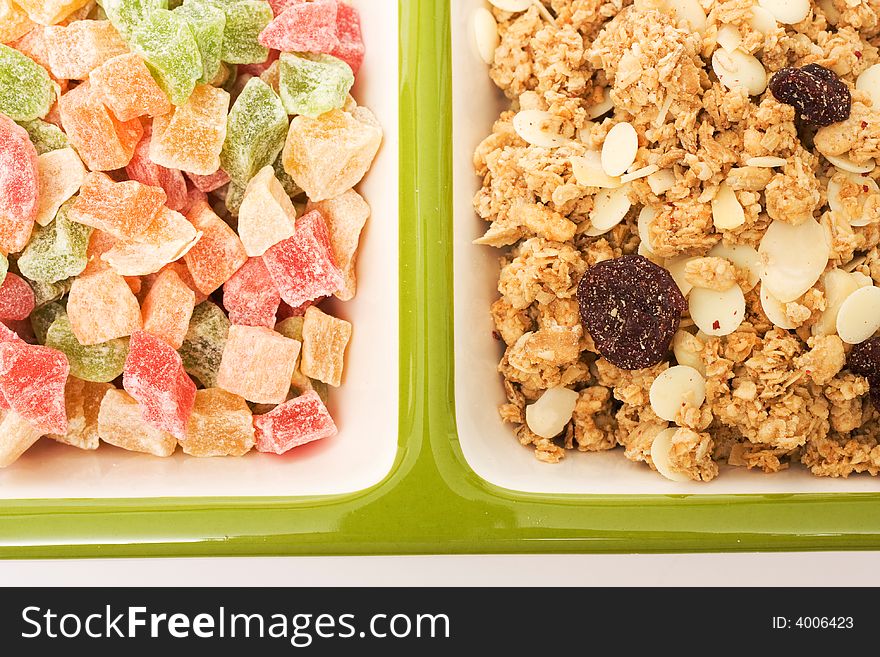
[1,0,879,558]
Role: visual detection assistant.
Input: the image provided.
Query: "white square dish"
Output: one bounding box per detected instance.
[451,0,878,495]
[0,0,399,500]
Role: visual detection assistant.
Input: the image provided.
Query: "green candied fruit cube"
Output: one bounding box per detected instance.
[27,278,72,309]
[17,199,93,284]
[224,182,245,217]
[272,150,302,198]
[174,0,226,84]
[275,316,304,342]
[45,313,129,383]
[0,44,55,122]
[203,0,272,65]
[30,300,66,345]
[279,53,354,119]
[130,8,203,106]
[18,119,69,155]
[178,301,230,388]
[220,77,288,186]
[98,0,168,38]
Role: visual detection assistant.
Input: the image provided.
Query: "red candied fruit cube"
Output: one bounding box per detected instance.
[0,115,39,255]
[223,257,281,328]
[253,390,337,454]
[126,131,189,213]
[0,273,35,322]
[186,169,230,193]
[268,0,301,16]
[331,1,365,74]
[0,341,69,434]
[123,330,196,440]
[261,209,343,309]
[259,0,339,54]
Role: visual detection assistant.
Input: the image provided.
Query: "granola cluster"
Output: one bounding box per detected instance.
[475,0,880,480]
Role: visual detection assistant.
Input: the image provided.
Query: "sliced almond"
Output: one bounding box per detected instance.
[473,8,499,65]
[716,24,742,52]
[825,153,876,174]
[525,386,579,438]
[488,0,533,11]
[758,217,830,302]
[650,428,692,482]
[512,110,569,148]
[837,285,880,344]
[689,285,746,336]
[818,0,840,24]
[856,64,880,110]
[813,269,861,337]
[852,271,874,287]
[586,87,614,120]
[750,5,779,33]
[760,284,797,329]
[571,154,621,189]
[745,156,787,168]
[758,0,810,24]
[711,49,768,96]
[647,169,676,195]
[673,330,706,375]
[649,365,707,422]
[666,0,707,33]
[711,183,746,230]
[587,184,632,235]
[828,171,880,227]
[666,255,698,297]
[708,243,762,290]
[601,122,638,177]
[620,164,659,183]
[637,205,657,248]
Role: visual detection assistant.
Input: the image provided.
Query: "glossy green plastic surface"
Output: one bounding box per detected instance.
[1,0,879,557]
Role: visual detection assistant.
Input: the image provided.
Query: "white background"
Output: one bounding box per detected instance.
[1,554,878,586]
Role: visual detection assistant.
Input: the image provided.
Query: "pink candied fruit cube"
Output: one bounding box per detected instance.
[0,273,35,322]
[0,341,69,435]
[223,257,281,328]
[186,169,230,193]
[261,209,343,309]
[125,131,188,212]
[0,114,39,255]
[331,2,365,74]
[123,331,197,440]
[268,0,301,16]
[253,390,337,455]
[259,0,339,54]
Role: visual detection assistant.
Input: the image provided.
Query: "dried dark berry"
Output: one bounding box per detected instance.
[769,64,851,127]
[577,255,686,370]
[848,338,880,410]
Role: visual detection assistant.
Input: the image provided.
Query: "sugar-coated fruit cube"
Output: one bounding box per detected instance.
[178,301,228,388]
[141,268,195,349]
[174,0,225,84]
[0,341,69,434]
[282,107,382,202]
[97,387,177,456]
[129,8,202,106]
[259,0,338,54]
[330,1,365,75]
[67,269,142,345]
[186,169,229,193]
[181,388,255,457]
[29,278,72,310]
[17,0,93,25]
[34,147,86,227]
[44,20,128,80]
[70,171,165,240]
[46,312,129,382]
[123,330,196,439]
[99,0,169,38]
[216,325,300,404]
[140,260,205,304]
[81,228,118,277]
[204,0,272,65]
[0,43,53,121]
[149,83,230,175]
[19,118,69,155]
[0,114,39,254]
[273,151,302,198]
[306,190,368,301]
[102,207,201,276]
[18,199,93,284]
[0,0,36,45]
[91,53,172,121]
[30,301,65,344]
[0,273,35,321]
[300,306,350,387]
[58,81,144,171]
[50,378,112,450]
[262,209,344,309]
[220,77,288,187]
[223,257,280,328]
[0,409,43,468]
[268,0,300,16]
[125,131,188,212]
[253,389,337,455]
[238,165,297,257]
[278,52,353,118]
[183,199,247,294]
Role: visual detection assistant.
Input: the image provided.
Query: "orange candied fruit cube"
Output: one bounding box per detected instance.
[141,268,196,350]
[184,199,248,295]
[91,53,172,122]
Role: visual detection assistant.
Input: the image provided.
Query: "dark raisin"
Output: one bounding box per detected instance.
[769,63,851,127]
[577,255,686,371]
[848,338,880,410]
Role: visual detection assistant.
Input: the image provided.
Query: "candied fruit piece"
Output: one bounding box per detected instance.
[262,209,344,309]
[238,165,297,257]
[204,0,272,65]
[174,0,225,84]
[183,199,247,294]
[0,273,35,321]
[67,269,142,345]
[278,52,353,118]
[91,52,172,121]
[331,1,364,75]
[0,409,43,468]
[123,330,196,439]
[99,0,169,38]
[220,77,288,187]
[268,0,299,16]
[186,168,229,193]
[181,388,254,457]
[30,301,66,345]
[126,131,188,212]
[102,206,200,276]
[149,83,230,176]
[18,118,69,155]
[0,43,55,122]
[178,300,229,388]
[18,199,93,284]
[0,0,36,45]
[223,257,280,328]
[577,255,687,370]
[0,114,39,254]
[33,147,86,227]
[307,189,369,301]
[98,388,177,456]
[58,81,144,171]
[70,171,165,240]
[259,0,338,54]
[253,389,337,455]
[216,325,300,404]
[50,378,112,450]
[0,341,69,434]
[769,64,851,127]
[281,107,382,202]
[17,0,93,26]
[300,306,350,387]
[44,20,128,80]
[46,312,128,383]
[141,268,195,349]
